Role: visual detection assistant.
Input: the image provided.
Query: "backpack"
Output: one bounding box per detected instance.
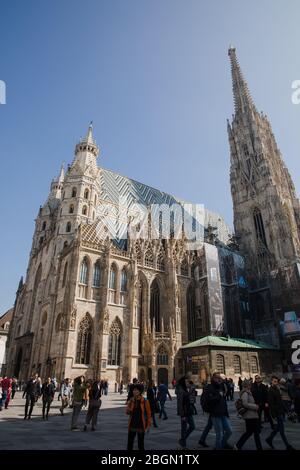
[235,398,248,416]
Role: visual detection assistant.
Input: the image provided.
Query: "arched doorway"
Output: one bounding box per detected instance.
[14,348,23,378]
[157,367,168,385]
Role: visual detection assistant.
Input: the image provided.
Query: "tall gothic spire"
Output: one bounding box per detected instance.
[228,46,256,114]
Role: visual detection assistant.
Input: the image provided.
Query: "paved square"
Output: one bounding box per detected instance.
[0,391,299,450]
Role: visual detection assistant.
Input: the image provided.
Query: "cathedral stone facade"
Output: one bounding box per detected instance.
[5,48,300,384]
[227,47,300,355]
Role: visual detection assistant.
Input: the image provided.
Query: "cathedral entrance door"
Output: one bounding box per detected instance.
[157,367,168,385]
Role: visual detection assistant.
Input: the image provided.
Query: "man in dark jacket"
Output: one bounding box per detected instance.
[294,379,300,423]
[265,376,295,450]
[23,376,39,419]
[201,372,233,449]
[41,377,55,420]
[251,375,268,427]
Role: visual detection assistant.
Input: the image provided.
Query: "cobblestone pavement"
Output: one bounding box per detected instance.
[0,391,299,450]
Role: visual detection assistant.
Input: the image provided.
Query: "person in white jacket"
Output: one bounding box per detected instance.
[235,380,262,450]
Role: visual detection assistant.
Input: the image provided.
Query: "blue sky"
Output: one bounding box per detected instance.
[1,0,300,313]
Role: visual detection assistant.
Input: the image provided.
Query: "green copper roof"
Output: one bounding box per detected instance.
[181,336,279,350]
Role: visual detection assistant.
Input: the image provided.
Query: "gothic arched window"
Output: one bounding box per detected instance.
[120,268,127,292]
[157,251,165,271]
[69,204,74,214]
[62,262,68,287]
[109,264,117,290]
[150,279,160,332]
[76,314,93,364]
[93,261,101,287]
[187,284,197,342]
[157,344,168,365]
[72,187,77,197]
[84,189,89,200]
[82,205,88,215]
[108,318,122,366]
[253,208,267,247]
[145,248,154,268]
[79,258,88,284]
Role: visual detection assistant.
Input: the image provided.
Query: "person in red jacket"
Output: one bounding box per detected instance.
[126,384,151,451]
[1,376,12,409]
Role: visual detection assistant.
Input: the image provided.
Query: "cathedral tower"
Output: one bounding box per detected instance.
[227,47,300,345]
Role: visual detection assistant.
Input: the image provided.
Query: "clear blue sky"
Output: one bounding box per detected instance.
[1,0,300,313]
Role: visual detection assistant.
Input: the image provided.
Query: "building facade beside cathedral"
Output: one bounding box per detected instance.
[5,49,300,384]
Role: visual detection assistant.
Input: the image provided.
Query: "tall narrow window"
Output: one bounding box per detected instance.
[157,251,165,271]
[253,208,267,247]
[181,258,189,276]
[76,314,92,364]
[145,249,154,268]
[233,355,241,374]
[120,269,127,292]
[72,187,77,197]
[150,279,160,332]
[69,204,74,214]
[82,205,88,215]
[93,262,101,287]
[216,354,225,374]
[251,356,259,374]
[109,265,117,290]
[84,189,89,199]
[108,318,122,365]
[66,222,71,233]
[79,258,88,284]
[42,221,46,231]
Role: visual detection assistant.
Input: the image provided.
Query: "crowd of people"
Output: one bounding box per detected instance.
[1,372,300,450]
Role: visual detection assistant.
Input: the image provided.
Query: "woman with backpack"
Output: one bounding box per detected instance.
[235,380,262,450]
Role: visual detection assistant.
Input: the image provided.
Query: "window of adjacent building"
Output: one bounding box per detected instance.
[251,356,259,374]
[79,258,88,284]
[216,354,225,374]
[76,313,92,364]
[157,344,168,366]
[93,262,101,287]
[108,318,122,366]
[233,355,241,374]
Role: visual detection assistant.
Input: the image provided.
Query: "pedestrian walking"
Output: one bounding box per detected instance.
[126,384,151,450]
[23,375,39,419]
[83,381,102,431]
[11,378,18,401]
[70,376,87,431]
[157,381,172,420]
[265,376,295,450]
[200,372,233,449]
[251,375,268,429]
[188,380,198,415]
[41,377,55,420]
[147,380,158,428]
[176,376,196,449]
[60,378,72,415]
[235,380,262,450]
